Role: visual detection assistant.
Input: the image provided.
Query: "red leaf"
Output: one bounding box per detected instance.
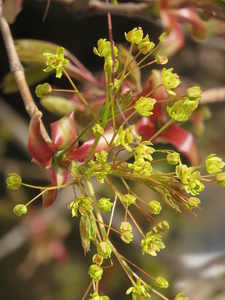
[49,161,68,186]
[66,127,114,161]
[42,189,58,208]
[159,9,185,57]
[170,8,207,39]
[155,124,201,165]
[50,112,78,151]
[28,109,55,167]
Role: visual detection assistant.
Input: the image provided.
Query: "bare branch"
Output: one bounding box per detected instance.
[200,87,225,105]
[0,0,50,140]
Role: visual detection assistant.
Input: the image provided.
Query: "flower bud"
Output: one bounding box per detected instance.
[125,27,143,44]
[138,34,155,55]
[187,86,201,101]
[167,152,180,165]
[104,57,119,74]
[153,220,169,233]
[216,172,225,186]
[206,153,225,174]
[155,53,168,65]
[135,96,156,116]
[92,254,104,266]
[92,124,104,136]
[89,292,109,300]
[154,276,169,289]
[184,197,201,210]
[121,194,136,206]
[97,241,112,259]
[6,173,22,190]
[121,231,133,244]
[148,200,162,214]
[158,32,168,42]
[13,204,27,217]
[120,221,132,233]
[97,198,113,213]
[88,264,103,282]
[161,68,181,95]
[35,83,52,98]
[174,292,188,300]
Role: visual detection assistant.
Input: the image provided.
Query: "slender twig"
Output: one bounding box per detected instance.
[0,0,50,140]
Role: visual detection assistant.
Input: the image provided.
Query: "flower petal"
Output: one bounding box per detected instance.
[28,109,56,167]
[50,111,78,151]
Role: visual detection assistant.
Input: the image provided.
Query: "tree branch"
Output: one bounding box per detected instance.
[0,0,50,140]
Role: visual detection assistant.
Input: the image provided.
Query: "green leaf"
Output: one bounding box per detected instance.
[1,67,50,93]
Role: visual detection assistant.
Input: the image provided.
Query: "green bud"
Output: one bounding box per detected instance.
[93,38,118,59]
[89,292,109,300]
[35,83,52,98]
[88,264,103,282]
[121,194,136,206]
[129,158,153,177]
[92,254,104,266]
[174,292,189,300]
[135,96,156,116]
[6,173,22,190]
[97,198,113,213]
[216,172,225,186]
[134,142,155,161]
[154,276,169,289]
[13,204,27,217]
[184,197,201,210]
[167,152,180,165]
[125,27,143,44]
[138,34,155,54]
[121,231,134,244]
[97,241,112,259]
[153,220,169,233]
[120,221,132,232]
[161,68,181,95]
[148,200,162,214]
[155,53,168,65]
[158,32,168,42]
[167,99,198,122]
[205,153,225,174]
[92,124,104,136]
[104,57,119,74]
[187,86,201,101]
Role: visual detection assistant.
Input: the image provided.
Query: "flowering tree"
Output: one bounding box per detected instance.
[1,0,225,299]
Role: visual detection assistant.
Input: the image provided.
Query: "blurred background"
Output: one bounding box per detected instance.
[0,1,225,299]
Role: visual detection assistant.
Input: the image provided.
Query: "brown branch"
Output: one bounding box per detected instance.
[200,87,225,105]
[0,0,50,140]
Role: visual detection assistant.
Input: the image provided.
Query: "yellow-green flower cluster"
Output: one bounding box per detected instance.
[135,96,156,116]
[161,67,181,95]
[141,231,165,256]
[126,278,152,299]
[205,153,225,174]
[167,86,201,122]
[68,196,93,217]
[87,150,112,184]
[176,164,204,196]
[115,125,141,152]
[43,47,69,78]
[93,38,119,74]
[120,221,133,244]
